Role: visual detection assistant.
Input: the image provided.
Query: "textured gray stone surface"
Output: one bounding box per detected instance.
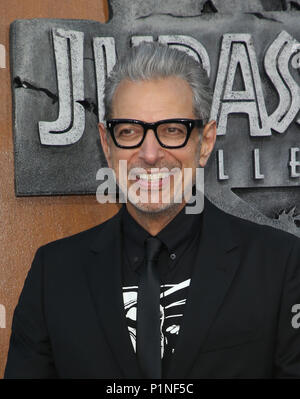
[210,0,264,12]
[10,0,300,238]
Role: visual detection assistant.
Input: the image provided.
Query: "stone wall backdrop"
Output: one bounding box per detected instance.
[0,0,299,377]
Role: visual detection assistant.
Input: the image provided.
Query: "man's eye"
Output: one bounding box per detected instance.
[118,128,136,136]
[120,129,133,135]
[166,127,184,134]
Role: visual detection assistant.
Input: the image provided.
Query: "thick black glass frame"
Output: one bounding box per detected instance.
[106,118,205,149]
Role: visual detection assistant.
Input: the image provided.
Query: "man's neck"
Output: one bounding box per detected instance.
[125,202,186,236]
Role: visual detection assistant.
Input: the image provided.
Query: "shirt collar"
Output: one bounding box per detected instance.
[122,200,203,272]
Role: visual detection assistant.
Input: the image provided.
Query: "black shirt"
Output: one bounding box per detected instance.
[121,202,203,377]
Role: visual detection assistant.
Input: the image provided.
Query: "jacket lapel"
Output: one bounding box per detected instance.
[84,207,143,378]
[166,198,242,378]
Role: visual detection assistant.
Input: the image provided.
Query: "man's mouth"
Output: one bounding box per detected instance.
[133,171,172,190]
[137,172,171,181]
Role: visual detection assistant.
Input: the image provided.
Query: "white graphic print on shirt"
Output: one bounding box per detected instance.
[122,278,191,358]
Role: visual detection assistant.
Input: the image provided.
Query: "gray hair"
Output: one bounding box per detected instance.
[104,42,212,121]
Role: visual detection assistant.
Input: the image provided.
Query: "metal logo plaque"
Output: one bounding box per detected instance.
[10,0,300,237]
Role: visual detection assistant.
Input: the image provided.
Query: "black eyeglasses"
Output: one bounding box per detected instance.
[106,118,204,149]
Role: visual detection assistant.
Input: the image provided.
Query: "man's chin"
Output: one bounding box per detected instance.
[127,199,181,215]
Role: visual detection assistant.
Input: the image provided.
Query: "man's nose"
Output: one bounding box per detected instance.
[138,129,164,165]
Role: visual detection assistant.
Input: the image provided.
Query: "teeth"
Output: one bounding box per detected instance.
[138,172,170,181]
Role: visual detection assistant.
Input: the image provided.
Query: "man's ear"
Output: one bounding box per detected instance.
[199,120,217,167]
[98,122,112,167]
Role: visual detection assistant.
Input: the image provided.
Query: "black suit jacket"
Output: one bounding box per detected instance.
[4,198,300,378]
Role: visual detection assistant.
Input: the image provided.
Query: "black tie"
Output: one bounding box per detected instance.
[137,236,162,379]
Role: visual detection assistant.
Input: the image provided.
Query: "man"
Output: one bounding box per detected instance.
[5,42,300,379]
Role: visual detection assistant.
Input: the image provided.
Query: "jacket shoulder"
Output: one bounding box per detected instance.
[220,205,299,248]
